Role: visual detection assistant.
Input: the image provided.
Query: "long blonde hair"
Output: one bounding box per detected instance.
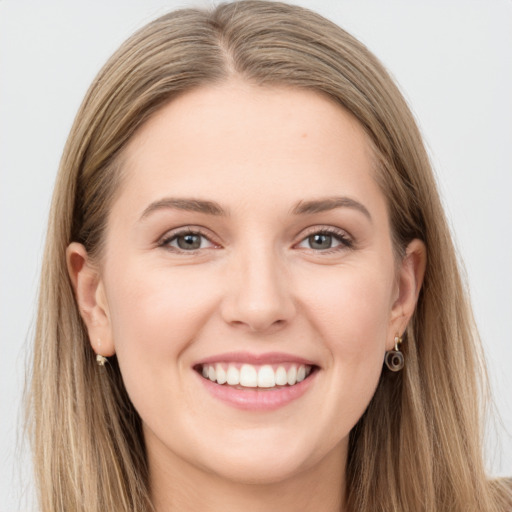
[27,2,511,511]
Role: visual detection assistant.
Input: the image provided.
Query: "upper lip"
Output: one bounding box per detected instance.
[194,351,318,367]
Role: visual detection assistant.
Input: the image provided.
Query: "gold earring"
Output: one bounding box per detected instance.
[95,338,108,366]
[384,335,404,372]
[96,354,108,366]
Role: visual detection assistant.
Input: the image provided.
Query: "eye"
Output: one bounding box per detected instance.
[296,228,353,252]
[159,229,217,252]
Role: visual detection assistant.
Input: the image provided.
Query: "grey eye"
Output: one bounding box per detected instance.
[297,230,349,252]
[161,229,217,253]
[176,233,203,250]
[308,234,333,250]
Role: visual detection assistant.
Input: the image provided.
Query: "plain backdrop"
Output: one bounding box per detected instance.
[1,1,511,510]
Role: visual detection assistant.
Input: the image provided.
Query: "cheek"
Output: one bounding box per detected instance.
[309,264,393,339]
[104,262,219,373]
[102,262,223,431]
[283,262,395,454]
[304,262,394,386]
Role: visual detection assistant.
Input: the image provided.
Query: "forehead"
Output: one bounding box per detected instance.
[114,81,386,221]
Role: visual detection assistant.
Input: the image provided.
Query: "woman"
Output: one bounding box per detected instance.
[26,1,512,511]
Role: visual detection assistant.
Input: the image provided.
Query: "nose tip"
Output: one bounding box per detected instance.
[229,303,291,334]
[220,255,296,333]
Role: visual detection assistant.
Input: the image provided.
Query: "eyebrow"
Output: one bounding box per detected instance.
[291,196,372,221]
[139,195,371,221]
[140,198,228,220]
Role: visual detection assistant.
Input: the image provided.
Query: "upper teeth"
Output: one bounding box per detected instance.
[201,363,312,388]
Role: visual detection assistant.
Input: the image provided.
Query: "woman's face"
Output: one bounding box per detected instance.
[71,81,423,486]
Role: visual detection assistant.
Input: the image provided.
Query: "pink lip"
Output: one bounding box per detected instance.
[194,351,316,366]
[194,367,318,412]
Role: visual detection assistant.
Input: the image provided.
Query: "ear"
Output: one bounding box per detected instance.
[66,242,115,357]
[387,239,427,349]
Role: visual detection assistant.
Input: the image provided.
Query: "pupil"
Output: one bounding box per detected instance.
[309,234,331,250]
[178,234,201,250]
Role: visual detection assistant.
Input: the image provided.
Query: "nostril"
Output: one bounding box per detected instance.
[219,275,296,332]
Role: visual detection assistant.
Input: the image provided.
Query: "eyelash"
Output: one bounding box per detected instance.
[159,228,219,253]
[158,226,353,254]
[298,226,354,253]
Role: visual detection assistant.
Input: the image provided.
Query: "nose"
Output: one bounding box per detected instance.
[220,245,296,334]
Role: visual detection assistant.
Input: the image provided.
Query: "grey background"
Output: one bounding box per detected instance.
[1,1,511,510]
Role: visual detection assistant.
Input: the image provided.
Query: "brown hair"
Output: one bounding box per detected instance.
[27,1,512,511]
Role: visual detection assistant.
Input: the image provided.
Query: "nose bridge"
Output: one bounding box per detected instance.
[221,235,295,332]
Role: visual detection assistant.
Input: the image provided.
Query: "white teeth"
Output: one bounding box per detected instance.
[226,365,240,385]
[240,364,258,387]
[216,363,227,385]
[287,365,297,385]
[275,366,288,386]
[257,365,275,388]
[201,363,312,388]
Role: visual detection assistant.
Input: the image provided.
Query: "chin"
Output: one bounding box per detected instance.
[201,448,313,486]
[190,424,339,486]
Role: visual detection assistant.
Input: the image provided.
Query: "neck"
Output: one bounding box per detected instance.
[149,439,347,512]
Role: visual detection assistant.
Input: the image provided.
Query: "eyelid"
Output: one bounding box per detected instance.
[295,225,354,251]
[156,224,354,254]
[158,226,221,252]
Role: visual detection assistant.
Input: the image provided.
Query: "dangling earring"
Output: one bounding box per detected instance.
[385,335,404,372]
[96,354,108,366]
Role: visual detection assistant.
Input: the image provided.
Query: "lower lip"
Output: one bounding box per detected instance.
[195,370,317,411]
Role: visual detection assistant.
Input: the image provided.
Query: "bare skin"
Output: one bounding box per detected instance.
[68,80,425,512]
[149,436,346,512]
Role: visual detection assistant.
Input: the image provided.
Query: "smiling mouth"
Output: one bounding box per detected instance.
[194,363,316,390]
